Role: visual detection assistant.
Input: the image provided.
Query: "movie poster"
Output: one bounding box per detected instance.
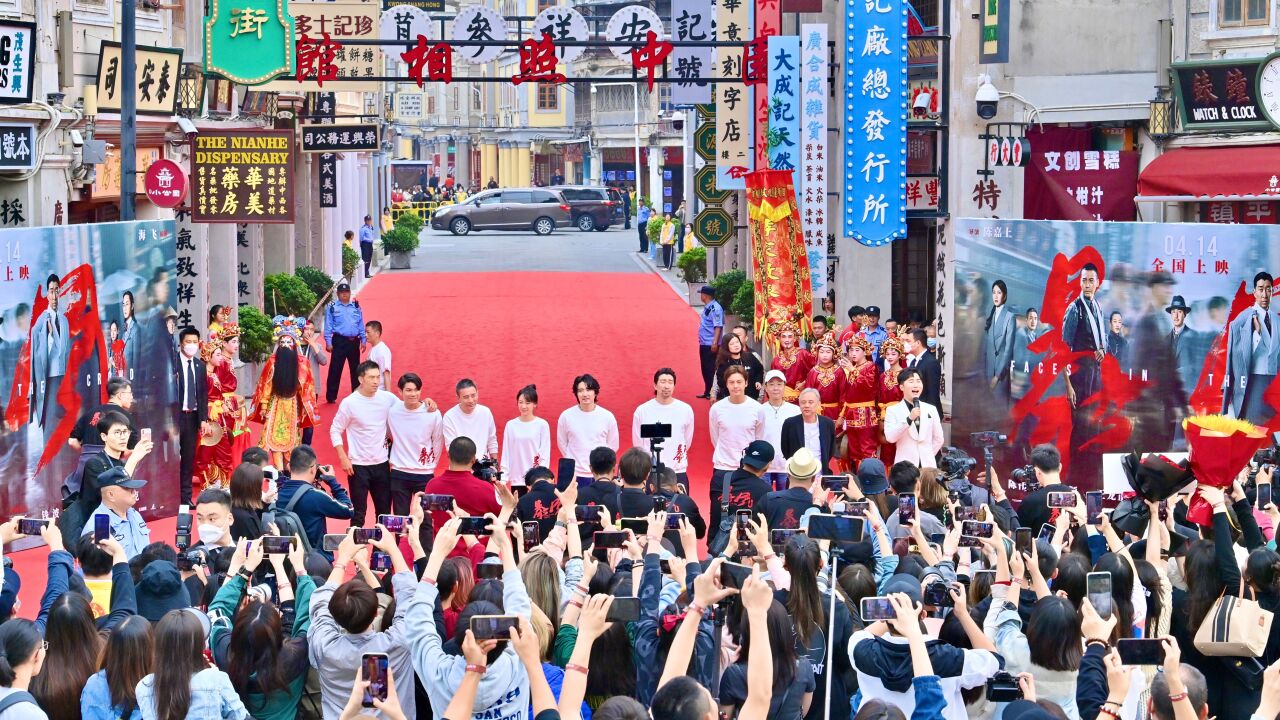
[0,220,178,529]
[953,218,1280,496]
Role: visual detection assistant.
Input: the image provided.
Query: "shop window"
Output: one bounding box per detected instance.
[1219,0,1270,27]
[890,222,937,324]
[537,83,558,111]
[427,95,436,115]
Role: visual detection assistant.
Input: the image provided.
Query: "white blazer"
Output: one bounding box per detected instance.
[883,399,945,468]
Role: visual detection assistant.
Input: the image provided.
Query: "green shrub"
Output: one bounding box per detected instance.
[676,246,707,283]
[394,211,425,237]
[263,272,317,317]
[709,269,747,314]
[381,226,419,254]
[295,265,334,299]
[342,244,358,278]
[237,305,274,363]
[647,215,664,245]
[732,280,755,328]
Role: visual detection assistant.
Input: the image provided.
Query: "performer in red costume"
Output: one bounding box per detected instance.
[840,335,880,471]
[193,325,249,492]
[769,320,814,403]
[804,332,847,425]
[876,336,906,467]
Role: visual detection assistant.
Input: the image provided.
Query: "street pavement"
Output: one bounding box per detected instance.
[414,223,648,273]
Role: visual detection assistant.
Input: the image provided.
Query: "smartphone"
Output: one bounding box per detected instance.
[421,494,454,512]
[522,521,540,552]
[606,597,641,622]
[665,512,686,530]
[16,518,47,536]
[556,458,576,488]
[892,536,910,557]
[1085,491,1104,525]
[458,516,493,536]
[471,614,519,641]
[1038,523,1056,542]
[476,563,504,580]
[140,427,152,443]
[619,518,647,534]
[1260,483,1274,510]
[961,520,994,538]
[361,653,389,708]
[653,496,670,512]
[1087,571,1113,619]
[843,500,869,518]
[594,531,627,549]
[808,514,865,543]
[923,581,954,607]
[353,527,382,544]
[734,509,752,529]
[771,528,803,548]
[322,533,346,552]
[660,559,673,575]
[1159,499,1170,522]
[898,493,916,525]
[820,475,850,492]
[1014,527,1032,556]
[954,505,975,522]
[861,596,896,621]
[261,535,294,554]
[93,513,110,542]
[575,505,602,524]
[377,515,412,534]
[370,550,392,571]
[1047,491,1075,508]
[1116,638,1166,665]
[719,561,752,590]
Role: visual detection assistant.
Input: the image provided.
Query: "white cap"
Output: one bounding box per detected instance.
[764,369,787,384]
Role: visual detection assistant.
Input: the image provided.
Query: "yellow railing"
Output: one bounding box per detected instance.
[390,200,455,221]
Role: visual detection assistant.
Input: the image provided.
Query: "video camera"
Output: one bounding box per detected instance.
[1010,464,1040,492]
[937,446,977,481]
[970,431,1008,449]
[472,457,500,483]
[175,505,193,550]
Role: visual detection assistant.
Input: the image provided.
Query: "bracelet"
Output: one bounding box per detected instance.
[574,584,590,595]
[1097,706,1119,719]
[566,663,589,675]
[688,602,706,616]
[568,599,584,608]
[1085,639,1110,650]
[1167,692,1187,703]
[759,552,776,562]
[333,562,348,572]
[465,664,487,675]
[421,576,438,586]
[993,580,1011,587]
[555,520,567,529]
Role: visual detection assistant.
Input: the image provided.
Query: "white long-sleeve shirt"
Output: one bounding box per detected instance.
[387,402,444,475]
[631,398,696,473]
[708,396,763,470]
[557,405,619,477]
[330,390,398,466]
[442,404,499,459]
[501,416,552,486]
[757,400,801,473]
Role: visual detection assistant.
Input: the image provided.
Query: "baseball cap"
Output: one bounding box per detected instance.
[881,573,923,605]
[741,440,775,470]
[0,568,21,620]
[764,369,787,384]
[856,458,889,495]
[96,466,146,490]
[699,285,715,297]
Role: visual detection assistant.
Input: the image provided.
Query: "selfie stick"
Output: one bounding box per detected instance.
[825,554,838,720]
[647,438,665,495]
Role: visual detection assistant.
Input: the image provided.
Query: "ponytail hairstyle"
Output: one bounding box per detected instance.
[1246,547,1280,595]
[783,535,825,648]
[0,619,41,687]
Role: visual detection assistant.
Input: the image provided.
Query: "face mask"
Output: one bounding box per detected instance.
[926,338,938,349]
[183,343,199,357]
[198,523,226,545]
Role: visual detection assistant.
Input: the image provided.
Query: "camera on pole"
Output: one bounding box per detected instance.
[640,422,672,493]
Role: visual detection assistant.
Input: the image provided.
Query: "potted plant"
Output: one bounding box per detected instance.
[710,269,747,328]
[294,265,334,300]
[263,273,318,317]
[732,280,755,332]
[676,246,707,305]
[236,305,274,364]
[342,244,358,279]
[381,226,419,270]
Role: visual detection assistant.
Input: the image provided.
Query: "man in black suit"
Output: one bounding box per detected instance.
[781,388,836,475]
[902,328,942,411]
[174,326,208,506]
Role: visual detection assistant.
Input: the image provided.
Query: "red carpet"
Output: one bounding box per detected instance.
[10,271,712,618]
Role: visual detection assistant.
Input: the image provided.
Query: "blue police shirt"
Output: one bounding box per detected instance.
[639,205,652,224]
[863,324,888,362]
[358,224,376,245]
[324,300,366,344]
[699,300,724,346]
[83,503,150,559]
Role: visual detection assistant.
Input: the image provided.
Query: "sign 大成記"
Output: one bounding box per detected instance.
[766,35,800,184]
[95,41,184,115]
[191,130,295,223]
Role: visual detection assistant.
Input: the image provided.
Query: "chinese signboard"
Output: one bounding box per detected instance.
[1026,148,1139,222]
[844,0,908,246]
[534,6,589,63]
[980,0,1009,64]
[800,24,827,298]
[191,130,295,223]
[905,176,940,210]
[1172,60,1268,131]
[396,92,423,118]
[1201,201,1279,225]
[204,0,295,85]
[671,0,712,104]
[0,22,35,104]
[95,41,183,115]
[319,153,338,207]
[695,206,734,247]
[380,4,433,42]
[451,5,507,64]
[766,35,800,183]
[752,0,779,170]
[300,123,380,152]
[715,0,752,190]
[92,147,162,199]
[0,125,35,170]
[143,158,187,208]
[265,0,381,92]
[174,209,209,335]
[605,6,664,61]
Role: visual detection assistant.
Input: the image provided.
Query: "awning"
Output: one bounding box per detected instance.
[1137,145,1280,202]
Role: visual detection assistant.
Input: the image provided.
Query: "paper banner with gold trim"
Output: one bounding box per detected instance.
[746,168,813,348]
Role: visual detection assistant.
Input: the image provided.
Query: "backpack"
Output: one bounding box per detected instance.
[706,472,735,557]
[265,484,314,554]
[0,690,38,713]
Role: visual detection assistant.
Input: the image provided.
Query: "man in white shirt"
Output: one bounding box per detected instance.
[441,378,499,461]
[331,361,399,526]
[387,372,443,516]
[757,370,801,490]
[558,373,619,482]
[365,320,392,390]
[631,367,695,485]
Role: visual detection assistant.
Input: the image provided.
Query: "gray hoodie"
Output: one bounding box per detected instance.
[406,568,533,720]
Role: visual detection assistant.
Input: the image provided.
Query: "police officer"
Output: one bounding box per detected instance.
[324,280,365,403]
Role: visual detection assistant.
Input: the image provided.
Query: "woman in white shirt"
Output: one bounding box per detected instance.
[708,365,763,531]
[501,384,551,491]
[882,368,944,468]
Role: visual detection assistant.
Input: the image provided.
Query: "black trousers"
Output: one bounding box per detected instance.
[662,245,673,269]
[360,242,374,276]
[326,335,361,402]
[699,344,717,395]
[638,223,649,252]
[301,426,314,447]
[349,462,391,527]
[390,468,431,515]
[178,410,200,505]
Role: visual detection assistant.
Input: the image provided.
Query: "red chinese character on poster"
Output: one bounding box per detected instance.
[512,33,566,85]
[631,31,672,91]
[743,35,769,86]
[296,33,341,86]
[401,35,453,86]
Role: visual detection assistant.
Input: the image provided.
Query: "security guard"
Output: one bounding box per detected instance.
[324,280,365,403]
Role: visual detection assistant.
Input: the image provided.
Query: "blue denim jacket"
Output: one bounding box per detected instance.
[135,668,249,720]
[82,670,142,720]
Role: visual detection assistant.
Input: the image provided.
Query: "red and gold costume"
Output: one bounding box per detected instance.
[805,332,846,423]
[842,337,881,468]
[108,338,127,379]
[250,317,318,454]
[194,323,251,491]
[877,336,907,467]
[769,321,815,402]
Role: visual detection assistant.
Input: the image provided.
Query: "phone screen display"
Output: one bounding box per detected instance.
[353,528,382,544]
[960,521,994,547]
[666,512,686,529]
[820,475,850,491]
[843,501,869,518]
[719,561,752,590]
[94,514,110,542]
[1014,527,1032,556]
[556,458,576,488]
[261,536,294,554]
[17,518,48,536]
[1047,491,1075,508]
[522,522,540,551]
[606,597,641,622]
[322,533,346,552]
[370,550,392,571]
[1085,492,1104,525]
[807,514,865,543]
[771,529,802,547]
[898,494,916,525]
[1116,638,1166,665]
[1087,572,1113,619]
[421,494,454,512]
[471,615,519,641]
[361,654,389,707]
[458,516,493,536]
[1260,484,1273,510]
[575,506,601,524]
[1038,523,1056,542]
[377,515,412,534]
[861,596,896,621]
[593,531,626,549]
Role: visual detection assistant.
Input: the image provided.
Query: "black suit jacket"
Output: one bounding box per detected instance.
[911,352,942,411]
[780,414,835,474]
[175,355,208,423]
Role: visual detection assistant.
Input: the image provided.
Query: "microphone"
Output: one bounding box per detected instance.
[906,398,920,430]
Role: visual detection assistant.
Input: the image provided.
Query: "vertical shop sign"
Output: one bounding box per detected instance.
[671,0,713,104]
[800,24,827,298]
[319,153,338,207]
[715,0,752,189]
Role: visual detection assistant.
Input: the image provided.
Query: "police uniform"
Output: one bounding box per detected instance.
[324,284,366,402]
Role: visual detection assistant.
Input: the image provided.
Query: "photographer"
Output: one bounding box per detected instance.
[653,467,705,539]
[274,445,354,554]
[577,447,622,520]
[422,437,502,545]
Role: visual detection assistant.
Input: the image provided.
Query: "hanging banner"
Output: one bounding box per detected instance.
[95,41,183,115]
[766,35,800,181]
[379,4,433,43]
[843,0,908,246]
[451,5,507,64]
[264,0,381,91]
[752,0,779,170]
[319,153,338,207]
[671,0,712,104]
[745,169,813,340]
[605,6,664,60]
[300,123,380,152]
[800,24,828,299]
[191,130,295,223]
[0,21,35,104]
[980,0,1010,64]
[715,0,752,190]
[204,0,295,85]
[533,6,589,63]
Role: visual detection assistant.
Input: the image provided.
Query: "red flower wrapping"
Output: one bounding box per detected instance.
[1183,416,1269,525]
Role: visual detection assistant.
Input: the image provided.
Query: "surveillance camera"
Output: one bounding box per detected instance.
[176,117,198,135]
[976,76,1000,120]
[69,130,84,147]
[913,91,932,119]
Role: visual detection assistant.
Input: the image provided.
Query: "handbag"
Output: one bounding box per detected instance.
[1219,656,1266,691]
[707,471,736,557]
[1193,589,1274,657]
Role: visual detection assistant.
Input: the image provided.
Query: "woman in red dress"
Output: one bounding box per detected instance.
[107,320,127,379]
[193,334,247,492]
[804,332,846,425]
[769,320,814,403]
[840,336,880,471]
[876,336,906,467]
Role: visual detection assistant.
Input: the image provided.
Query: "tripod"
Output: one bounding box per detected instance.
[647,437,666,494]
